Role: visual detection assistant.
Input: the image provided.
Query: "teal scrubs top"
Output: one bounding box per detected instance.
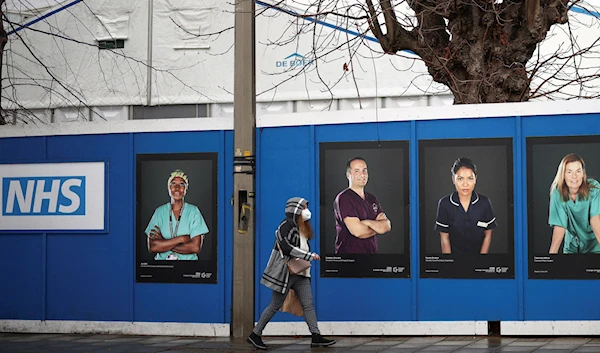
[549,179,600,254]
[145,202,209,260]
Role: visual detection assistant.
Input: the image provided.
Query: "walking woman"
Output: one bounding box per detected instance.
[548,153,600,254]
[247,197,336,350]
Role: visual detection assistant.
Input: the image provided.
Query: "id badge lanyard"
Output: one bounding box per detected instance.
[169,204,184,238]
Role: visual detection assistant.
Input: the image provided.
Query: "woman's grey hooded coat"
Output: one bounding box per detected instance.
[260,197,318,294]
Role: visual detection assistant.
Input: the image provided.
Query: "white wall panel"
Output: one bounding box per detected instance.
[339,98,381,111]
[383,96,428,109]
[14,109,52,125]
[296,100,337,113]
[428,95,454,107]
[210,103,234,118]
[256,101,294,115]
[54,107,90,122]
[92,106,129,121]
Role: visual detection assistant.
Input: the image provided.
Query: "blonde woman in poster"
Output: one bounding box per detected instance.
[548,153,600,254]
[145,170,209,260]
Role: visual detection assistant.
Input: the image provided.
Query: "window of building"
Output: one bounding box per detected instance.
[98,39,125,50]
[132,104,208,120]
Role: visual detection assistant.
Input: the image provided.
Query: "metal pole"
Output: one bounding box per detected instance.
[232,0,256,339]
[146,0,154,106]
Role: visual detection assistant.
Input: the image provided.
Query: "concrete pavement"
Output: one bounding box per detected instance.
[1,332,599,353]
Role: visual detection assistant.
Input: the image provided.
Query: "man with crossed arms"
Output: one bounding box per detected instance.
[333,157,391,254]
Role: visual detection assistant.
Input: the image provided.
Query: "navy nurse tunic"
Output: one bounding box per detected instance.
[434,191,497,254]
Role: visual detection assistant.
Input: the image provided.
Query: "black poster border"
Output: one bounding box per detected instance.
[419,138,515,279]
[319,140,410,278]
[135,152,218,284]
[527,135,600,279]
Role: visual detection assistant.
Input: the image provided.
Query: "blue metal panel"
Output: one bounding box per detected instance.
[410,121,418,320]
[314,122,413,321]
[134,284,225,323]
[45,133,131,320]
[523,113,600,137]
[317,279,413,321]
[0,136,47,161]
[309,125,318,310]
[5,112,600,326]
[256,126,314,323]
[515,116,525,320]
[418,280,519,320]
[259,123,412,322]
[524,281,600,320]
[223,130,234,323]
[0,137,47,319]
[417,117,515,139]
[415,117,519,320]
[254,128,262,320]
[521,113,600,320]
[316,121,411,142]
[0,234,44,319]
[46,240,131,320]
[133,131,222,153]
[129,133,135,320]
[257,123,413,322]
[133,130,228,323]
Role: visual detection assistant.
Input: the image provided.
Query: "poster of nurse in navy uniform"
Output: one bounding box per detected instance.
[419,139,514,279]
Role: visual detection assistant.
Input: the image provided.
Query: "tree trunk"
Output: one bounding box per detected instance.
[369,0,570,104]
[431,5,534,104]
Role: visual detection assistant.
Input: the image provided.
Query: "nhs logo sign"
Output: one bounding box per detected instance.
[0,162,105,231]
[3,177,86,215]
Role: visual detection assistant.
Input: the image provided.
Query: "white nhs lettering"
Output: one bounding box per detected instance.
[3,177,86,215]
[0,162,103,230]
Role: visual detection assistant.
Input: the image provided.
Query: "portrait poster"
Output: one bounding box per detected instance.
[419,138,514,279]
[136,153,218,284]
[527,136,600,279]
[319,141,410,278]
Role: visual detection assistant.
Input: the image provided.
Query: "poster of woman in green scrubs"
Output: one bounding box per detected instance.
[548,153,600,254]
[527,136,600,279]
[135,153,218,284]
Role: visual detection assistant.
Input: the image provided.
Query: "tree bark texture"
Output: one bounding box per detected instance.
[367,0,571,103]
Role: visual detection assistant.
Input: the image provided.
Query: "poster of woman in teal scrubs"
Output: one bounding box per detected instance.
[548,153,600,254]
[135,153,218,284]
[528,136,600,279]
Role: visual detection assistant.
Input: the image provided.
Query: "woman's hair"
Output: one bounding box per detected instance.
[451,157,477,176]
[550,153,591,201]
[297,214,313,240]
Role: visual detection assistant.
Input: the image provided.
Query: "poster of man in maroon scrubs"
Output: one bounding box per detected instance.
[320,141,409,278]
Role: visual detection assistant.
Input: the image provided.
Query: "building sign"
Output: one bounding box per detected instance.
[276,53,313,68]
[0,162,105,231]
